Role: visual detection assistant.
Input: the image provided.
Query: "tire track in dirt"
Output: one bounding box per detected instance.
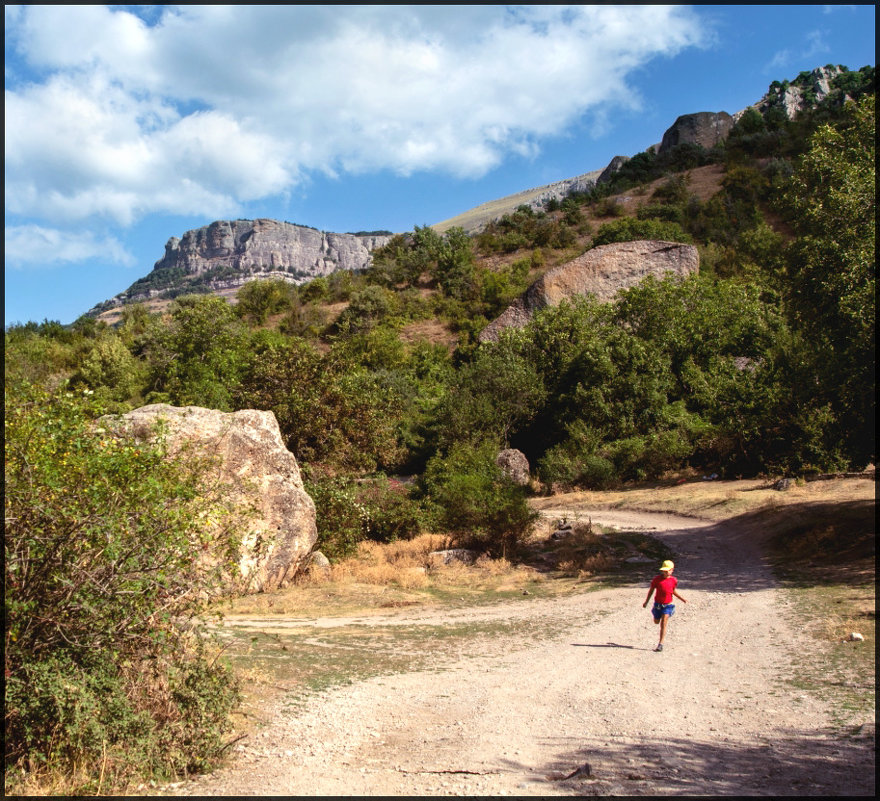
[174,509,874,797]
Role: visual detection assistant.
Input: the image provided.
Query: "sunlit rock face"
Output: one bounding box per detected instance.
[479,240,699,343]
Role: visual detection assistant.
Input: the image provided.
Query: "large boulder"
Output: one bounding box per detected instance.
[658,111,734,154]
[479,240,699,342]
[496,448,530,486]
[101,404,317,593]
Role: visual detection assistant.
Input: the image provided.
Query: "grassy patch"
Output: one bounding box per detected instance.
[215,610,579,735]
[756,498,875,728]
[529,475,875,524]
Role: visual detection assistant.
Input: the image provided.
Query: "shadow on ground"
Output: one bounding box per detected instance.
[504,725,876,796]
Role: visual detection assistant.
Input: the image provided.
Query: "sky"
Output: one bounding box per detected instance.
[4,4,876,325]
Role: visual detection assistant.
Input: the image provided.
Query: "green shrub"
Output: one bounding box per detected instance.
[591,217,693,248]
[303,470,424,560]
[4,382,242,792]
[538,445,616,490]
[636,203,685,224]
[651,175,690,204]
[235,278,294,324]
[420,442,537,557]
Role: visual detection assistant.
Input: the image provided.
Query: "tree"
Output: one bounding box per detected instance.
[74,333,146,406]
[235,278,294,325]
[420,441,537,558]
[147,295,248,410]
[783,95,875,466]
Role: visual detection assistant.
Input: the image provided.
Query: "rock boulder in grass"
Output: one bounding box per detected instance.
[101,404,317,593]
[478,240,699,343]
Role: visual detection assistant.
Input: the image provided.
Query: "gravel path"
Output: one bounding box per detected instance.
[173,509,875,797]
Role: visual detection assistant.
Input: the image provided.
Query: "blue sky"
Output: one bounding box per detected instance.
[4,4,875,325]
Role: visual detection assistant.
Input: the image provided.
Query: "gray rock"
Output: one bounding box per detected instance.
[658,111,734,154]
[101,404,317,593]
[597,155,630,185]
[496,448,530,486]
[479,240,699,342]
[428,549,479,567]
[99,219,393,310]
[304,550,331,577]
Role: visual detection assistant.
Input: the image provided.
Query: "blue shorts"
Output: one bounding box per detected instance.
[652,602,675,621]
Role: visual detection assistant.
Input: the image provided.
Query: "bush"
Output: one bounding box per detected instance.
[420,442,537,557]
[235,278,294,324]
[590,217,693,248]
[303,470,424,560]
[4,382,242,792]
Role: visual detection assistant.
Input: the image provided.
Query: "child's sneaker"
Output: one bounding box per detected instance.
[654,643,663,652]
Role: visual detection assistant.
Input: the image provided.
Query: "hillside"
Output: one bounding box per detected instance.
[431,167,604,234]
[84,64,868,324]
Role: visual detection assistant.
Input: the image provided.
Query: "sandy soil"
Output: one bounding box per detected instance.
[171,508,875,797]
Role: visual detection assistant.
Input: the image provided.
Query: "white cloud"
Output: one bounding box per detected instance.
[803,30,830,59]
[766,28,831,74]
[5,225,135,268]
[5,5,706,225]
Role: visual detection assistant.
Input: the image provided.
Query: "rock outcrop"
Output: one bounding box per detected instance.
[597,155,630,185]
[479,240,699,342]
[752,65,845,120]
[658,111,734,154]
[95,219,393,311]
[155,219,391,278]
[101,404,317,593]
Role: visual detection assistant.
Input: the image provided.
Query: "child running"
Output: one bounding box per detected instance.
[642,559,687,652]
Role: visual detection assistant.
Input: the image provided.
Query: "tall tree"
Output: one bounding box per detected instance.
[784,95,875,466]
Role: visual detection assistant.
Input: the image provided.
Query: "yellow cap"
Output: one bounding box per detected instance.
[660,560,675,572]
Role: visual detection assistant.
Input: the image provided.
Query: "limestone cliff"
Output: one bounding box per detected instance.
[93,219,393,312]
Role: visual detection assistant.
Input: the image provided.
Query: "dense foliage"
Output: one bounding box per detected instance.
[4,382,242,791]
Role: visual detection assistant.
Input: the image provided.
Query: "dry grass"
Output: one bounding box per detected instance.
[217,533,549,619]
[397,319,459,349]
[530,474,875,522]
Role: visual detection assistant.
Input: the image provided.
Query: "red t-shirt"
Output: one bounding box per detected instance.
[650,574,677,604]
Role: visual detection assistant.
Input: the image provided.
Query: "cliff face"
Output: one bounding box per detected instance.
[97,219,393,310]
[154,219,391,279]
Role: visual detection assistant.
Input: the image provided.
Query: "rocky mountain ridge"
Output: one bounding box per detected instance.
[88,65,861,319]
[433,65,854,235]
[90,219,393,316]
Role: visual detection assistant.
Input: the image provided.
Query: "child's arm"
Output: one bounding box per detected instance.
[672,588,688,603]
[642,585,655,607]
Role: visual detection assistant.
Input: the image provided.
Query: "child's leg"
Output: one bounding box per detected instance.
[658,613,669,643]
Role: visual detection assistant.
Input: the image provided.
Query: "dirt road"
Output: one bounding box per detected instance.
[176,509,874,796]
